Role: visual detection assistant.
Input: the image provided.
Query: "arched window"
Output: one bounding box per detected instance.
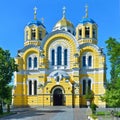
[85,27,90,38]
[68,29,71,33]
[57,46,62,65]
[83,80,86,95]
[31,29,36,40]
[51,49,55,65]
[88,56,92,67]
[34,57,37,68]
[29,80,32,95]
[64,49,67,65]
[34,81,37,95]
[28,57,32,68]
[83,56,86,67]
[88,79,91,90]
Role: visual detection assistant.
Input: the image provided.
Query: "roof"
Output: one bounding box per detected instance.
[79,17,96,24]
[27,20,46,28]
[53,17,74,30]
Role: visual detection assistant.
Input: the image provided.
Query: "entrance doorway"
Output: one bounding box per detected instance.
[53,88,64,106]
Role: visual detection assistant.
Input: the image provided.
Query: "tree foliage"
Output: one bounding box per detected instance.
[0,47,17,114]
[101,37,120,107]
[106,37,120,88]
[101,89,120,107]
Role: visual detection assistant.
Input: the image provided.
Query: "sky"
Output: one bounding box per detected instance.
[0,0,120,80]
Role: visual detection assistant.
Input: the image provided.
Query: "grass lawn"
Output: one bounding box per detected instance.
[96,111,111,116]
[95,111,120,120]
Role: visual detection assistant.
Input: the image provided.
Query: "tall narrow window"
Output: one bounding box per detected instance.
[64,49,67,65]
[88,79,91,90]
[85,27,90,38]
[57,46,62,65]
[83,80,86,95]
[51,49,55,65]
[34,80,37,95]
[39,31,42,40]
[31,29,36,40]
[28,57,32,68]
[29,80,32,95]
[79,29,82,38]
[93,28,96,38]
[34,57,37,68]
[83,56,86,67]
[88,56,92,67]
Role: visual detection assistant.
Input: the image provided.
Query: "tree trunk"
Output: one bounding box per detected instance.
[0,103,3,114]
[7,104,10,113]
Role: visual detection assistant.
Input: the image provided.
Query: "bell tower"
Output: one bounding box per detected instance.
[24,7,47,46]
[76,5,98,45]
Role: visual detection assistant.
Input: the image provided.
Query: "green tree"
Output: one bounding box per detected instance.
[101,89,120,107]
[0,47,17,114]
[105,37,120,88]
[4,85,13,113]
[101,37,120,107]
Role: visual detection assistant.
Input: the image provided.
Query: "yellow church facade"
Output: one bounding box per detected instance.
[12,6,106,108]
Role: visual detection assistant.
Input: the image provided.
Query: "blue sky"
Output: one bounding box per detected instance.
[0,0,120,80]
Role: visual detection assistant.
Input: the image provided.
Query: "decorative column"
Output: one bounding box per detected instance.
[55,50,57,66]
[62,49,64,66]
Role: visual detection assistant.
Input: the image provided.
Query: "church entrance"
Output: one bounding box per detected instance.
[53,88,64,106]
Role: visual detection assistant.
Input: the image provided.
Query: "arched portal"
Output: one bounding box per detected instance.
[53,87,64,106]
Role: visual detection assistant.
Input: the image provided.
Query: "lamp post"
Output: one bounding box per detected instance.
[72,83,75,108]
[39,83,44,108]
[42,87,44,108]
[72,82,80,108]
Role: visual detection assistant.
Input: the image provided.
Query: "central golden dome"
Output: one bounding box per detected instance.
[52,7,75,35]
[54,17,74,29]
[52,17,75,35]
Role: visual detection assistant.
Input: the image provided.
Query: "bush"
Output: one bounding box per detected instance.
[113,111,120,117]
[85,88,94,100]
[90,103,97,114]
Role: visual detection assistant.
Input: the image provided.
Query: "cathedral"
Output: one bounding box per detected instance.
[12,6,106,108]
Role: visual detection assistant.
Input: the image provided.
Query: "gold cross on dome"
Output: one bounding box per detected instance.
[62,6,66,18]
[85,4,88,18]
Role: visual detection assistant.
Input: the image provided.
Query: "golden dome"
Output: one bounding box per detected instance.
[53,17,75,32]
[55,17,74,28]
[52,7,75,35]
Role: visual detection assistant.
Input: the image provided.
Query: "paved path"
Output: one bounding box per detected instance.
[1,107,88,120]
[2,107,120,120]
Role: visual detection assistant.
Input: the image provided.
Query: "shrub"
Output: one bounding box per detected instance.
[90,103,97,114]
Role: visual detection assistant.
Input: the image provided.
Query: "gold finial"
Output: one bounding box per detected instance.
[85,4,88,18]
[41,17,44,24]
[62,6,66,18]
[34,6,37,20]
